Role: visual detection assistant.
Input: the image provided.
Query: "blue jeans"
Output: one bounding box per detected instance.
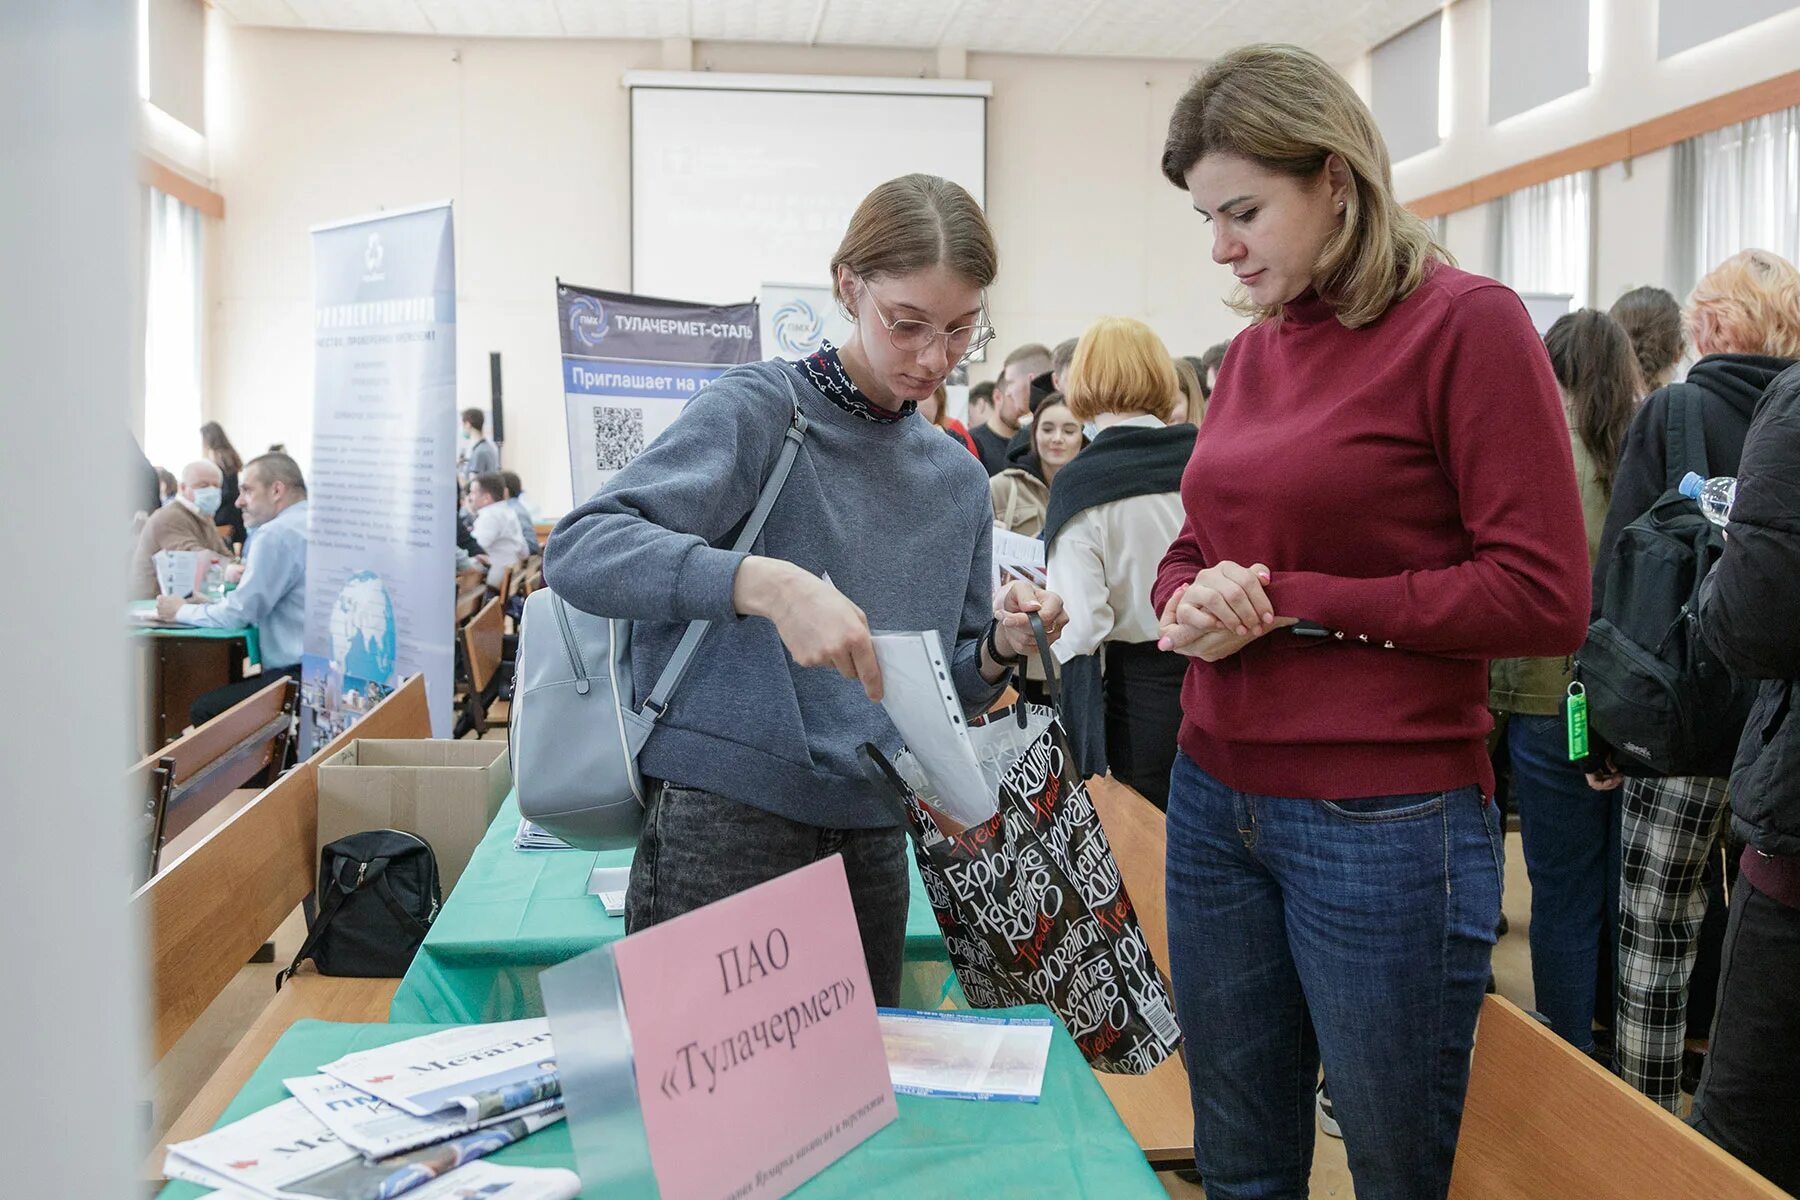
[1507,712,1620,1052]
[1165,753,1502,1200]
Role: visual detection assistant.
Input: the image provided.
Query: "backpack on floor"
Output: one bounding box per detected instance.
[1575,386,1755,777]
[278,829,440,988]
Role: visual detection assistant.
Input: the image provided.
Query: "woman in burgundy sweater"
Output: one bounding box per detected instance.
[1152,47,1590,1200]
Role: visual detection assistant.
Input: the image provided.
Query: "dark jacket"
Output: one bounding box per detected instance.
[217,468,248,547]
[1592,354,1794,617]
[970,423,1013,476]
[1699,363,1800,856]
[132,434,161,516]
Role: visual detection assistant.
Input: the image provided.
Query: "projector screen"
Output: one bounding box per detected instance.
[629,73,988,305]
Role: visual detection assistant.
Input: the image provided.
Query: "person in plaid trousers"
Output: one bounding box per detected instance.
[1586,250,1800,1109]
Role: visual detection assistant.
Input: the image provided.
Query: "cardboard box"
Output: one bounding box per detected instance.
[317,739,511,893]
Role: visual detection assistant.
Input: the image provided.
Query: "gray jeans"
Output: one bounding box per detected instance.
[625,780,910,1007]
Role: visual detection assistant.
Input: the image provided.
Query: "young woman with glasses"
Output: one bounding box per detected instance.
[545,174,1067,1003]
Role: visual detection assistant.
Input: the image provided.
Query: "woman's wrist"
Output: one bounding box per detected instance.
[732,556,804,619]
[984,618,1026,666]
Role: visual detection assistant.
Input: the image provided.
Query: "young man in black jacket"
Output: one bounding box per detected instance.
[1588,249,1800,1109]
[1689,361,1800,1191]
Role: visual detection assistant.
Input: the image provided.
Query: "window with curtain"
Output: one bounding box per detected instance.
[1491,170,1594,310]
[143,186,202,472]
[1669,104,1800,300]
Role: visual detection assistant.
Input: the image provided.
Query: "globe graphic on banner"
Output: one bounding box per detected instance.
[329,570,398,685]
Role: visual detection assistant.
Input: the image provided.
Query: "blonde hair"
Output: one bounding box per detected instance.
[1687,250,1800,359]
[1160,43,1451,329]
[1063,317,1181,423]
[831,174,997,307]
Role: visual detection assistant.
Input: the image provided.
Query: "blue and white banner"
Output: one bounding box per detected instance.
[301,202,458,752]
[556,282,761,505]
[758,281,852,362]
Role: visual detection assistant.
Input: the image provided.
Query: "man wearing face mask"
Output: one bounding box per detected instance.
[129,459,234,600]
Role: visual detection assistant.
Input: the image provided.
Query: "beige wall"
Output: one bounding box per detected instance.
[204,22,1243,516]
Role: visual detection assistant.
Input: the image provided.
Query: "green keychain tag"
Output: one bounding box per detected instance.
[1566,683,1590,761]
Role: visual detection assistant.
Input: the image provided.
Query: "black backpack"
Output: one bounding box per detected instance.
[1575,387,1755,777]
[279,829,440,989]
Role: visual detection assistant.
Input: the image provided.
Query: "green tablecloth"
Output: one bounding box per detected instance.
[155,1017,1164,1199]
[129,599,261,665]
[389,794,961,1023]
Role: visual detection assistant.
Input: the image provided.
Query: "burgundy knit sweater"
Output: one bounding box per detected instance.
[1152,266,1591,800]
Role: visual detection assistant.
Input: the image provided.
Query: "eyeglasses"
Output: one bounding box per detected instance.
[860,281,995,361]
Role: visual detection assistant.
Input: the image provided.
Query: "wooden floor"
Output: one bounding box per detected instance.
[144,750,1539,1200]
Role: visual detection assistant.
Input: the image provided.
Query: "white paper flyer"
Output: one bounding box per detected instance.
[877,1008,1055,1103]
[194,1161,580,1200]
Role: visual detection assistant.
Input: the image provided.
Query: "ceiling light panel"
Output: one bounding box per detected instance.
[553,0,687,40]
[280,0,435,33]
[688,0,820,44]
[211,0,307,27]
[417,0,566,37]
[816,0,967,49]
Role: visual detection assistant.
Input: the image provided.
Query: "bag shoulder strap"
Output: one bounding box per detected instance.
[1663,385,1710,490]
[276,854,368,991]
[640,370,810,720]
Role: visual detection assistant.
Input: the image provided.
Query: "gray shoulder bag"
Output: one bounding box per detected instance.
[511,375,810,849]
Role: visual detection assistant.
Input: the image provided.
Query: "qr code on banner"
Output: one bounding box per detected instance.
[591,405,645,472]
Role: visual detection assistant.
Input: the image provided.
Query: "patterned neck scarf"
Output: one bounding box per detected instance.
[799,342,916,424]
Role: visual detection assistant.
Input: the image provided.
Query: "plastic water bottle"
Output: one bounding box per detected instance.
[1678,471,1737,528]
[203,557,224,600]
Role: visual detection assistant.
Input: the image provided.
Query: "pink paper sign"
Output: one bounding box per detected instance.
[610,854,898,1199]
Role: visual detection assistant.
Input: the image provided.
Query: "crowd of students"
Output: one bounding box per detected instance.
[543,40,1800,1200]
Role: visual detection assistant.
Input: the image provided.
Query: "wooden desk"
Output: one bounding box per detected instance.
[130,602,260,753]
[134,631,252,752]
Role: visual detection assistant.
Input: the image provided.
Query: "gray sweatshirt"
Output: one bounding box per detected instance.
[543,359,1002,829]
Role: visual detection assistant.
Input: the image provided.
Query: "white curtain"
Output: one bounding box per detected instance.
[143,186,202,472]
[1669,105,1800,299]
[1492,170,1594,310]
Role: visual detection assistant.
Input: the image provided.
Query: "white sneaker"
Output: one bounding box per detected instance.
[1316,1081,1342,1139]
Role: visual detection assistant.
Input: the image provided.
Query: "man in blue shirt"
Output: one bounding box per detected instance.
[156,452,309,725]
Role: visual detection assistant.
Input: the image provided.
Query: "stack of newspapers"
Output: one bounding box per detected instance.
[163,1019,579,1200]
[513,818,573,851]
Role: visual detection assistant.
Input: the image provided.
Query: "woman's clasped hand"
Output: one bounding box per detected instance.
[1157,560,1297,661]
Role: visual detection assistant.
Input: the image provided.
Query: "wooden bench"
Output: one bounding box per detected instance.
[142,674,431,1175]
[128,674,299,886]
[455,583,484,625]
[1448,993,1788,1198]
[503,555,535,608]
[1085,774,1197,1170]
[455,595,505,737]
